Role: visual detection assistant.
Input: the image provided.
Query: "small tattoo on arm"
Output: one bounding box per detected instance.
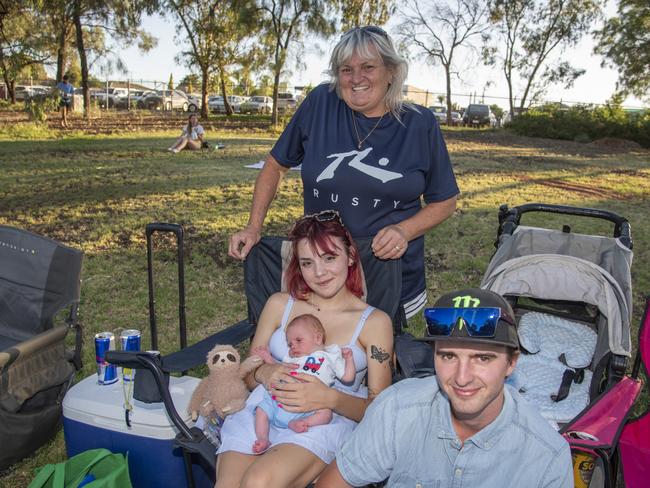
[370,345,390,364]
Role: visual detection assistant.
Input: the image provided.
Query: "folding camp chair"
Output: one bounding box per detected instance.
[108,232,406,487]
[0,225,83,471]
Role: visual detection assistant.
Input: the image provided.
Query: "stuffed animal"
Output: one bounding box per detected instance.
[188,344,262,421]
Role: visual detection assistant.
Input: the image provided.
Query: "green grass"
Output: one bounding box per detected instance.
[1,125,649,486]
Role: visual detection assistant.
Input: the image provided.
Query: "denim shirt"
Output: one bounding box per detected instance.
[337,377,573,488]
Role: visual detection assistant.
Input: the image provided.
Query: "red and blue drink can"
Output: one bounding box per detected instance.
[120,329,141,382]
[94,332,117,385]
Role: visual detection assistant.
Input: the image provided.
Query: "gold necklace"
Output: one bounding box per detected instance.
[351,108,384,150]
[310,294,320,312]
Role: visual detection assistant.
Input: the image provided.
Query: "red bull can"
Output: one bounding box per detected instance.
[120,329,141,382]
[95,332,117,385]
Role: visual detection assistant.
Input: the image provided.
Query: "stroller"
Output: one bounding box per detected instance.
[481,203,640,486]
[0,225,83,471]
[107,223,405,487]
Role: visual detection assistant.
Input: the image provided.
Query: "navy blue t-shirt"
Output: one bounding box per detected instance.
[271,83,459,313]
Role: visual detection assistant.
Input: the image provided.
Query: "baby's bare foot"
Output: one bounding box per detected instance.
[252,438,270,454]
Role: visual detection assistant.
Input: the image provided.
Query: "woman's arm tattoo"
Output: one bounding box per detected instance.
[370,345,390,364]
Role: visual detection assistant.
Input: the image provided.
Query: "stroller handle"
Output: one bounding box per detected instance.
[498,203,632,249]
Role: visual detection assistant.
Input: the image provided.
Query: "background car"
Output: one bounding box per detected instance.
[450,111,463,126]
[114,90,154,109]
[428,105,447,125]
[140,89,192,111]
[462,104,494,128]
[209,95,245,113]
[14,85,50,101]
[91,87,129,108]
[276,92,298,113]
[239,96,273,114]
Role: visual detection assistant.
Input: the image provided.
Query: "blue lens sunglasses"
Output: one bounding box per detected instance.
[423,307,515,338]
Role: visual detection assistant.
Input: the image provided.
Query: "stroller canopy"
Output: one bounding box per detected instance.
[481,226,633,362]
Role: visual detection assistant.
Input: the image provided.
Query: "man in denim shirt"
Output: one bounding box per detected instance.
[317,288,573,487]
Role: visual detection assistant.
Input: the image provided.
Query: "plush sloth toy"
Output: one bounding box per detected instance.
[188,344,262,421]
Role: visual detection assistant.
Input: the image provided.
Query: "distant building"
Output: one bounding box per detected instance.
[402,85,444,107]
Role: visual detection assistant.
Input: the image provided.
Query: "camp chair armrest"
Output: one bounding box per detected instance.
[0,326,68,370]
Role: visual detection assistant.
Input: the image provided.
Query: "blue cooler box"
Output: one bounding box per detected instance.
[63,374,213,487]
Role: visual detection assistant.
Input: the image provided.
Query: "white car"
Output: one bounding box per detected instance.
[240,96,273,114]
[209,95,245,113]
[276,92,298,113]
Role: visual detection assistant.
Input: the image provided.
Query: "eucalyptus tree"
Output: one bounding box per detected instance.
[253,0,336,125]
[486,0,602,117]
[0,1,51,102]
[337,0,395,29]
[397,0,490,124]
[71,0,158,117]
[168,0,262,118]
[595,0,649,101]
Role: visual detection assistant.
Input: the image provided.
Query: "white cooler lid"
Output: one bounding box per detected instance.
[63,374,200,440]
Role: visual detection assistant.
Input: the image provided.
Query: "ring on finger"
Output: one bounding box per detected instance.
[395,245,401,251]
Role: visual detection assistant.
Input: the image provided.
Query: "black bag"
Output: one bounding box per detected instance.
[201,141,210,149]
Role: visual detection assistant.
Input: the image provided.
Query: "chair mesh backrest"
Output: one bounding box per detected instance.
[244,236,404,333]
[0,226,83,339]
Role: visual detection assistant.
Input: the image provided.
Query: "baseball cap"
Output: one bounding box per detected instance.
[417,288,519,349]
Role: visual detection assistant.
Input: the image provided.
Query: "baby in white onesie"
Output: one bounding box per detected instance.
[252,313,355,453]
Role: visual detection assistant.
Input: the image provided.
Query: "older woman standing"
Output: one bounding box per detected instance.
[229,26,459,319]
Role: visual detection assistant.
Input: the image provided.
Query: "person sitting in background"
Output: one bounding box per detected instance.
[316,288,573,488]
[168,114,204,153]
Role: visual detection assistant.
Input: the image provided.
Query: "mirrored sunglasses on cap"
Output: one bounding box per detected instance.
[343,26,388,38]
[423,307,514,338]
[295,210,343,225]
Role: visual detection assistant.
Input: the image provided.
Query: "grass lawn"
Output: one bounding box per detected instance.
[1,123,649,486]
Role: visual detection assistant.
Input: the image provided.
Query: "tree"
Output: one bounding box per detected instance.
[336,0,395,29]
[486,0,601,117]
[594,0,650,101]
[398,0,490,124]
[71,0,158,117]
[169,0,262,118]
[254,0,336,125]
[168,72,174,90]
[0,1,51,103]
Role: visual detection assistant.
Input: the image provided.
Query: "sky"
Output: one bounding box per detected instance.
[111,7,646,111]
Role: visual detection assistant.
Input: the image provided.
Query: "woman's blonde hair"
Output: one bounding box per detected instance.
[327,27,415,122]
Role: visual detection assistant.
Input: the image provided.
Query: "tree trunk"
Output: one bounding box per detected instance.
[200,65,209,119]
[0,53,15,103]
[220,71,233,116]
[73,0,89,118]
[271,66,280,125]
[445,64,452,125]
[56,20,68,83]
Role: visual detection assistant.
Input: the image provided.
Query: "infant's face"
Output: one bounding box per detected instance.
[287,322,322,357]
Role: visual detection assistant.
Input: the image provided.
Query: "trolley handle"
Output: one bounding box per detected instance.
[145,222,187,353]
[498,203,632,249]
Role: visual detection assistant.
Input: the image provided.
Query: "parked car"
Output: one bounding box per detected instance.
[209,95,245,113]
[276,92,298,113]
[240,96,273,114]
[462,104,496,128]
[428,105,447,125]
[14,85,50,101]
[139,89,192,111]
[185,93,201,112]
[91,87,129,108]
[114,90,154,109]
[450,111,463,126]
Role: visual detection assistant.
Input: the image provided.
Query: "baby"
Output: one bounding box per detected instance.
[251,313,355,453]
